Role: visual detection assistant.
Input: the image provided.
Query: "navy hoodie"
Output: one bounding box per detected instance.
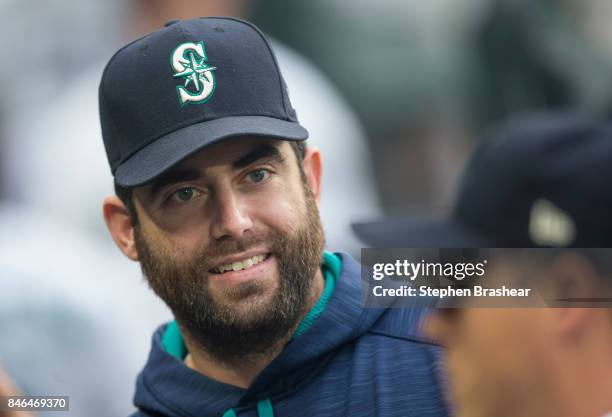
[130,253,449,417]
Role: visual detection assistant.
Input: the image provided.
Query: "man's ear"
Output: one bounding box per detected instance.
[302,147,322,203]
[103,196,139,261]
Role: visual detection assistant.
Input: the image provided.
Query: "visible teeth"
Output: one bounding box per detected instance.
[215,254,265,273]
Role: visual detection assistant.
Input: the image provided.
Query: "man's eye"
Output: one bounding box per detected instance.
[171,187,202,203]
[247,169,269,183]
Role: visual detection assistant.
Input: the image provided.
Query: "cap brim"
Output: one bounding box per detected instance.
[352,216,491,248]
[114,116,308,187]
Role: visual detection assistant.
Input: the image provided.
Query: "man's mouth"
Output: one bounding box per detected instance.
[210,254,269,274]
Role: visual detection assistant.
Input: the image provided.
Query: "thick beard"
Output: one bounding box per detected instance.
[135,186,325,364]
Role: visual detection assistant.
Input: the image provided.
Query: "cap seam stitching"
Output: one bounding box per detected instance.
[205,17,291,119]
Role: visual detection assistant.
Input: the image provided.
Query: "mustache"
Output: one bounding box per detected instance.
[192,232,279,273]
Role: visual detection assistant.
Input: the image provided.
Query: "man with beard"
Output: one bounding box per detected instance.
[99,17,448,417]
[354,113,612,417]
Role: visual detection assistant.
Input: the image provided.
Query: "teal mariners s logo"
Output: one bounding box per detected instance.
[170,41,216,107]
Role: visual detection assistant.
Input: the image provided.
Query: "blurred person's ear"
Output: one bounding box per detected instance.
[543,252,602,342]
[302,147,322,204]
[103,196,139,261]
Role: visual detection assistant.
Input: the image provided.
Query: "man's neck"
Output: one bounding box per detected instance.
[183,267,326,389]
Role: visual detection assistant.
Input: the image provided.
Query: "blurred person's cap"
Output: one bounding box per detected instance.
[99,17,307,187]
[354,113,612,248]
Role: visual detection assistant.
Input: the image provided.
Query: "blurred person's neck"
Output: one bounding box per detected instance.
[131,0,250,38]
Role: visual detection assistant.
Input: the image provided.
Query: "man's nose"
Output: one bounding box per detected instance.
[210,191,254,241]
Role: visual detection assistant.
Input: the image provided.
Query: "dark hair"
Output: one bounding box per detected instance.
[115,140,307,223]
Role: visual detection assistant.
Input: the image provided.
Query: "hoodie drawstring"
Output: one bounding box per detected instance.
[222,399,274,417]
[256,399,275,417]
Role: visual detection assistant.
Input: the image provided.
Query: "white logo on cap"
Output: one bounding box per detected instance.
[528,198,576,246]
[171,41,216,107]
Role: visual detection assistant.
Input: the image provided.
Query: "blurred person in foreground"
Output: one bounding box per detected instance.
[99,17,447,417]
[355,112,612,417]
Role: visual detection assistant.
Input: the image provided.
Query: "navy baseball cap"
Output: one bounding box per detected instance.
[354,113,612,248]
[99,17,308,187]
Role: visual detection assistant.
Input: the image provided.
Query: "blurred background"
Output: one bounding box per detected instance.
[2,0,612,415]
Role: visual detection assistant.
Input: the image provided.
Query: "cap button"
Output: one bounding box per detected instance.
[164,20,179,27]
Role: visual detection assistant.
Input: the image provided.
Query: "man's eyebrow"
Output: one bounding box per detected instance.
[147,145,284,196]
[232,144,286,169]
[148,169,202,197]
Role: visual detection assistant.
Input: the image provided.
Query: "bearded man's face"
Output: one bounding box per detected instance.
[131,138,325,361]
